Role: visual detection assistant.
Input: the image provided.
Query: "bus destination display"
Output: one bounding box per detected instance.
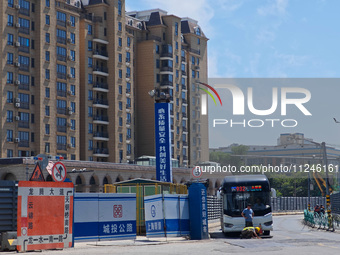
[231,185,262,192]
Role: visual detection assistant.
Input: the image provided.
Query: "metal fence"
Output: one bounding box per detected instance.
[0,181,18,233]
[206,196,327,220]
[331,192,340,215]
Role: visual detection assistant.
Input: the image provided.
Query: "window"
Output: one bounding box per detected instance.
[127,144,131,155]
[119,133,123,143]
[176,42,178,50]
[88,140,93,150]
[45,51,50,61]
[57,29,66,43]
[7,91,13,103]
[45,69,50,80]
[45,33,50,43]
[192,70,195,78]
[119,117,123,126]
[88,41,93,51]
[71,137,75,147]
[176,70,179,78]
[156,45,160,54]
[198,38,200,45]
[118,54,122,63]
[31,76,35,86]
[127,37,131,47]
[57,135,67,145]
[71,102,75,113]
[127,129,131,139]
[8,0,14,8]
[119,69,122,79]
[7,53,13,65]
[197,71,200,79]
[70,33,75,44]
[45,124,50,135]
[118,38,122,47]
[118,0,122,15]
[104,28,107,36]
[45,143,50,153]
[7,72,13,84]
[88,90,93,100]
[7,110,13,122]
[175,22,178,35]
[70,16,75,27]
[104,12,107,20]
[197,58,200,65]
[118,22,122,31]
[19,18,30,32]
[31,114,34,123]
[7,130,13,142]
[70,50,75,61]
[126,52,131,62]
[7,150,13,158]
[176,55,179,64]
[88,57,93,67]
[31,3,35,12]
[7,15,14,26]
[45,87,50,98]
[31,21,35,31]
[127,98,131,108]
[70,67,75,78]
[156,74,160,83]
[156,59,160,68]
[45,15,50,25]
[88,74,93,84]
[119,85,122,94]
[31,58,35,68]
[119,101,123,110]
[31,39,35,49]
[7,34,13,45]
[71,119,75,130]
[70,85,75,95]
[46,0,50,7]
[126,67,131,78]
[31,133,35,142]
[88,24,92,35]
[45,105,50,116]
[88,106,93,117]
[127,82,131,93]
[88,123,93,134]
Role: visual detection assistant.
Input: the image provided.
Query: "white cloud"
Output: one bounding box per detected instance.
[257,0,289,16]
[215,0,244,12]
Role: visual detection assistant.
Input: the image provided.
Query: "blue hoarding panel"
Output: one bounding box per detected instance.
[188,183,209,240]
[155,103,172,183]
[74,193,136,242]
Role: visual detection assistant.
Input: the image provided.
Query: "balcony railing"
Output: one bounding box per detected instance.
[57,125,67,133]
[20,102,29,109]
[19,8,30,16]
[94,50,108,57]
[19,27,30,35]
[19,82,29,91]
[57,54,67,62]
[93,148,109,155]
[181,70,187,76]
[183,141,188,146]
[93,82,108,90]
[93,132,109,138]
[93,98,109,106]
[18,121,29,129]
[126,135,132,140]
[57,144,67,151]
[57,36,67,45]
[181,56,186,62]
[57,90,67,97]
[57,72,67,80]
[182,99,187,104]
[182,112,187,118]
[161,66,173,72]
[19,64,29,72]
[93,115,109,122]
[19,45,29,53]
[182,126,187,132]
[57,107,67,115]
[126,119,131,125]
[18,140,29,148]
[93,66,108,73]
[161,80,173,86]
[57,20,66,27]
[182,84,186,90]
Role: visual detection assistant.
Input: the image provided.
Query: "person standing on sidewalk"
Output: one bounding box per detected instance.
[241,204,254,227]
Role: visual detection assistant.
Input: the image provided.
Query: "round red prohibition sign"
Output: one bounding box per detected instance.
[52,162,67,182]
[192,166,203,178]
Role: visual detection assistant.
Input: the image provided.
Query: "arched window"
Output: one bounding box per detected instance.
[103,176,109,185]
[195,27,201,36]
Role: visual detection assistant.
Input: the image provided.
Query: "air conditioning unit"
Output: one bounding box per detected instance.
[67,38,72,43]
[67,55,73,61]
[68,111,73,115]
[15,23,20,28]
[15,98,20,103]
[67,122,72,127]
[15,116,20,121]
[67,90,73,95]
[15,4,20,9]
[15,138,20,143]
[67,106,72,111]
[67,144,72,148]
[67,74,73,78]
[67,20,72,26]
[15,103,20,108]
[15,80,21,85]
[15,41,20,47]
[15,62,20,67]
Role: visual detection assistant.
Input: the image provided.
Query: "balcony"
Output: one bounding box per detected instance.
[182,99,188,105]
[181,56,186,62]
[181,70,187,76]
[18,140,29,148]
[160,66,173,73]
[57,54,67,62]
[57,90,67,97]
[182,84,186,90]
[57,20,66,27]
[18,82,29,91]
[161,45,173,58]
[57,144,67,151]
[93,132,109,141]
[57,72,67,80]
[18,121,29,129]
[182,112,187,118]
[183,156,188,161]
[183,141,188,147]
[93,82,109,92]
[57,36,67,45]
[57,107,67,115]
[93,98,109,108]
[160,80,173,87]
[19,8,30,17]
[20,102,29,110]
[18,45,29,53]
[93,50,109,60]
[57,125,67,133]
[19,27,30,35]
[19,64,29,72]
[126,119,131,126]
[93,148,109,157]
[93,115,109,124]
[182,126,188,132]
[93,66,109,76]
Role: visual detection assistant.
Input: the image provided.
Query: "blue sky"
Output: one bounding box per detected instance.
[127,0,340,78]
[127,0,340,147]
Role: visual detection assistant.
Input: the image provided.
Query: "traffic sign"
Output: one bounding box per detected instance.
[52,162,67,182]
[29,163,45,182]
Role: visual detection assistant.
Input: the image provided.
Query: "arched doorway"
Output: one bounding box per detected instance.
[1,173,16,181]
[90,175,99,193]
[75,175,85,193]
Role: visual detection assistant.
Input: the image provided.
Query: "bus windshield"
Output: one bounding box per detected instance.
[223,191,271,217]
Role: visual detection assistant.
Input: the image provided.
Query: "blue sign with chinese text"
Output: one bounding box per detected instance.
[155,103,172,183]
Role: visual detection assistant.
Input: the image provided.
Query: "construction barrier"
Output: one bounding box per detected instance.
[73,193,136,242]
[144,194,189,237]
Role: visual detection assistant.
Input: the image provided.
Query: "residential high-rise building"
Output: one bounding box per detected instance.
[0,1,208,167]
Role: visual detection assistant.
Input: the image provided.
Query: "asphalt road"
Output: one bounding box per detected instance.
[2,215,340,254]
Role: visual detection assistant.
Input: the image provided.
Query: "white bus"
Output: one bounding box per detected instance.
[219,175,273,235]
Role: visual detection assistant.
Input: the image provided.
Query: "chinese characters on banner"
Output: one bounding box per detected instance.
[201,188,208,234]
[155,103,172,183]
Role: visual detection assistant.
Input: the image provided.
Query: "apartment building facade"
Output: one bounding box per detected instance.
[1,0,208,167]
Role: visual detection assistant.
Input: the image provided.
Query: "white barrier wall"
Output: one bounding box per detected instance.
[144,194,189,237]
[74,193,136,242]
